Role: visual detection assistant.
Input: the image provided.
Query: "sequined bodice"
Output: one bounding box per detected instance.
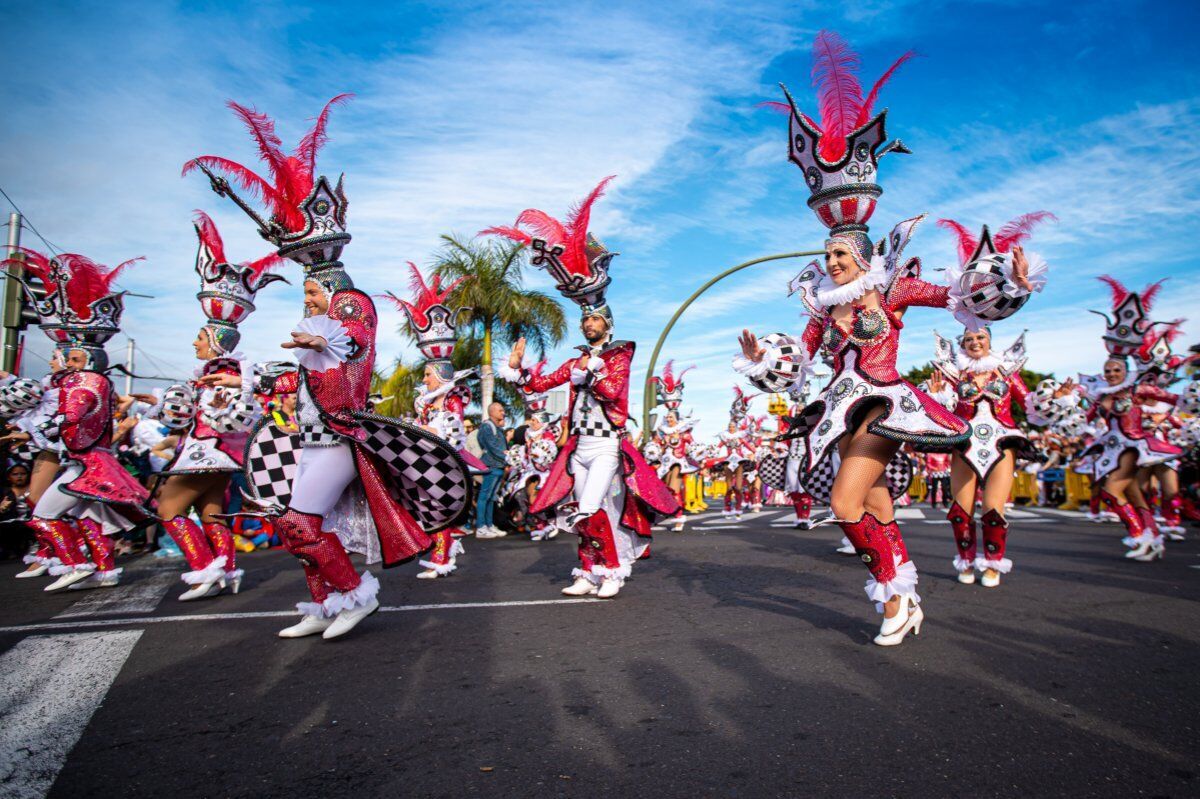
[821,305,901,381]
[956,373,1009,403]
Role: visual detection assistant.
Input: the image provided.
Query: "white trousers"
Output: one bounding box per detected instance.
[33,461,124,534]
[289,443,359,517]
[570,436,646,570]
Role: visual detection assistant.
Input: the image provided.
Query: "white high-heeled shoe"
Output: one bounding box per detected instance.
[1126,539,1165,561]
[957,569,976,585]
[980,569,1000,588]
[44,570,92,592]
[16,562,49,579]
[178,579,222,601]
[873,594,924,647]
[561,577,598,596]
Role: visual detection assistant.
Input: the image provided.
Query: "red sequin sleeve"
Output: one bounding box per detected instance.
[888,277,951,311]
[800,316,823,360]
[522,358,576,393]
[591,347,632,404]
[1136,384,1180,406]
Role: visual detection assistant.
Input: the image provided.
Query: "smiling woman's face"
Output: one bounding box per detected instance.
[825,245,860,286]
[1103,359,1127,385]
[961,330,991,359]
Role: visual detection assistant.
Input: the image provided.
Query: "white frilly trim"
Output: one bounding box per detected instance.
[955,353,1004,372]
[974,556,1013,574]
[181,555,228,586]
[23,554,48,566]
[92,568,123,581]
[814,255,888,307]
[953,555,975,573]
[731,352,771,379]
[322,570,380,615]
[864,557,921,612]
[224,568,244,580]
[418,558,458,575]
[293,315,353,372]
[496,362,523,382]
[49,562,97,577]
[296,601,332,619]
[1122,532,1154,547]
[571,567,601,585]
[590,563,632,582]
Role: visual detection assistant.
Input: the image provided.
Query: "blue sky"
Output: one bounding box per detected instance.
[4,0,1199,438]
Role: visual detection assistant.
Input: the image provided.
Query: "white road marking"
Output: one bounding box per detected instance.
[0,598,604,635]
[696,525,739,530]
[0,630,142,798]
[895,508,926,520]
[1006,509,1036,519]
[55,573,177,619]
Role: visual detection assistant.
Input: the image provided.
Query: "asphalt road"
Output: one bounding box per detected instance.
[1,503,1197,798]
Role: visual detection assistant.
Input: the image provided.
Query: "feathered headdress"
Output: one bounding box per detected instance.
[379,263,470,364]
[1091,275,1166,357]
[183,95,354,290]
[730,385,758,425]
[651,359,694,411]
[3,248,143,367]
[481,176,618,325]
[771,31,914,238]
[192,211,286,355]
[1135,319,1186,385]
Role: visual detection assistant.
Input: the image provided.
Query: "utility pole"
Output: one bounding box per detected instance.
[125,338,135,395]
[2,213,22,374]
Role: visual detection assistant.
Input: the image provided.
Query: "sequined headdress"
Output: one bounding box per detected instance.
[651,360,694,412]
[183,94,354,296]
[770,31,914,270]
[1091,276,1165,358]
[1135,320,1185,386]
[730,386,758,426]
[192,211,285,355]
[937,212,1054,325]
[481,176,619,326]
[381,263,469,367]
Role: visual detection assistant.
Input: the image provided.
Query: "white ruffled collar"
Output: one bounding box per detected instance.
[955,353,1004,373]
[1082,371,1137,397]
[815,255,888,308]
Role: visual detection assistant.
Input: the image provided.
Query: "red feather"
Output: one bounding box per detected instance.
[564,176,615,277]
[1141,279,1165,311]
[54,253,142,319]
[4,247,56,291]
[993,211,1057,253]
[244,253,284,281]
[811,30,863,161]
[192,211,227,264]
[226,101,289,189]
[478,225,532,245]
[936,218,979,265]
[758,100,793,116]
[1097,275,1130,308]
[660,359,675,389]
[182,156,292,223]
[296,93,353,178]
[857,50,917,126]
[513,210,568,247]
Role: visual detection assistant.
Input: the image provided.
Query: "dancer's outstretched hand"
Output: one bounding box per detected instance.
[282,332,327,352]
[509,338,526,369]
[738,330,765,363]
[197,373,241,389]
[927,370,945,395]
[1011,246,1032,293]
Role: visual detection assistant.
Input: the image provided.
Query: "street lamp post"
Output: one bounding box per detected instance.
[640,250,823,436]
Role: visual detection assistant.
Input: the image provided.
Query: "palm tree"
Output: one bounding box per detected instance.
[432,234,567,409]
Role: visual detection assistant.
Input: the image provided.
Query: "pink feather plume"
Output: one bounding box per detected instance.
[936,218,979,265]
[992,211,1057,253]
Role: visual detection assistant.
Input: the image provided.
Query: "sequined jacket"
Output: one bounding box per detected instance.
[514,340,634,429]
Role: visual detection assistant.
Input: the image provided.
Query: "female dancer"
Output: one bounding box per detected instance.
[735,31,1042,644]
[1079,278,1191,561]
[1133,324,1188,539]
[654,410,698,532]
[153,213,280,600]
[718,388,756,521]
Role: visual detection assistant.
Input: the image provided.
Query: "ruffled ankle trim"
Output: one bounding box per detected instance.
[49,562,96,577]
[418,558,458,575]
[322,571,380,615]
[865,558,920,612]
[296,601,332,619]
[975,556,1013,574]
[571,567,601,585]
[181,555,227,585]
[93,568,123,580]
[590,563,632,582]
[23,554,48,566]
[952,556,976,573]
[224,568,244,580]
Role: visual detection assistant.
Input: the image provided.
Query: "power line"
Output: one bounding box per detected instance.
[0,185,65,255]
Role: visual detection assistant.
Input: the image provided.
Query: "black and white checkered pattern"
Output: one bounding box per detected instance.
[801,451,913,505]
[748,333,807,393]
[758,455,787,491]
[357,413,473,530]
[299,424,344,448]
[244,412,474,532]
[958,256,1029,322]
[243,418,302,507]
[571,417,621,439]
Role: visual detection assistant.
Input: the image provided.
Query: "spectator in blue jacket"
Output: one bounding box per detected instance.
[475,402,509,538]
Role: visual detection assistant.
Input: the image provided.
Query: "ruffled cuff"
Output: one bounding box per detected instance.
[322,570,380,614]
[571,567,601,585]
[570,368,590,386]
[293,315,353,372]
[974,556,1013,574]
[952,555,975,573]
[945,251,1046,331]
[181,555,228,585]
[864,557,920,612]
[731,333,812,393]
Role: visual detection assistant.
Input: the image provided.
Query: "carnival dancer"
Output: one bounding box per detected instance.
[487,176,679,599]
[1077,278,1192,561]
[150,213,283,601]
[779,383,818,529]
[650,360,697,531]
[382,263,483,578]
[0,364,61,579]
[12,253,152,592]
[186,95,472,638]
[718,387,757,520]
[734,31,1044,644]
[1133,323,1189,539]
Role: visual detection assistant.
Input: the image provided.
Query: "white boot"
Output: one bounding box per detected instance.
[980,569,1000,588]
[873,594,924,646]
[278,614,333,638]
[178,579,222,601]
[836,537,857,555]
[1126,538,1165,561]
[69,570,122,590]
[596,578,621,599]
[956,569,976,585]
[561,576,598,596]
[323,597,380,639]
[16,562,49,579]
